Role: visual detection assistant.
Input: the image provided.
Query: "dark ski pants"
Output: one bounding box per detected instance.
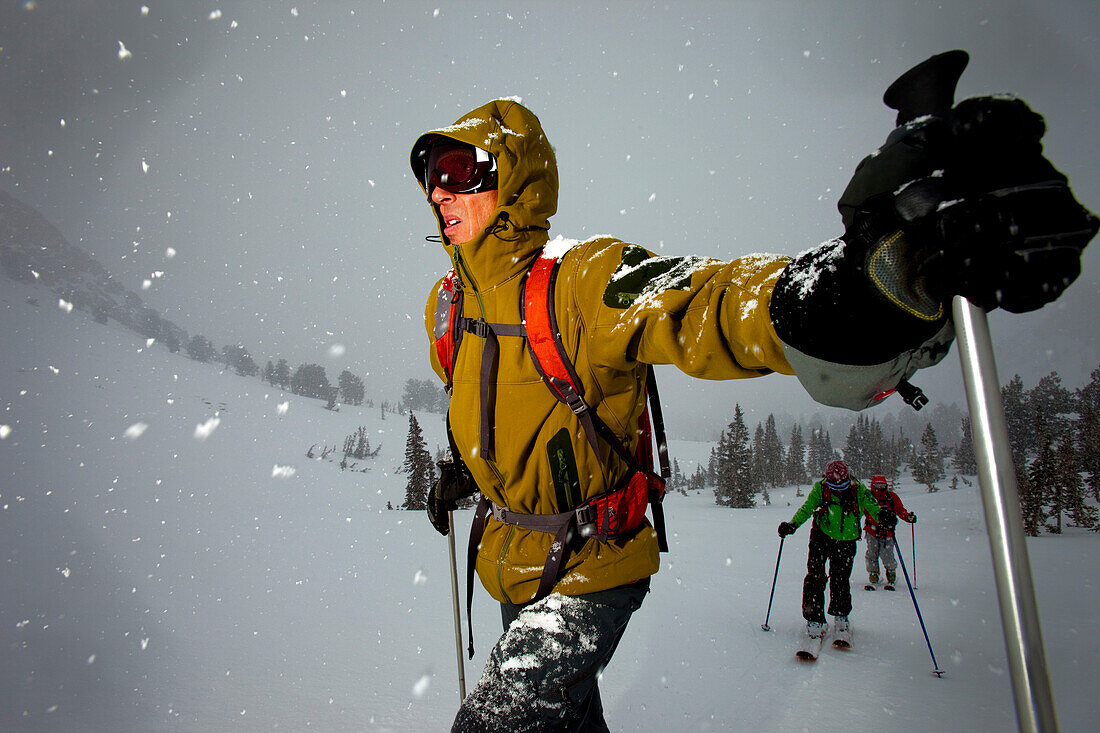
[802,523,857,624]
[451,579,649,733]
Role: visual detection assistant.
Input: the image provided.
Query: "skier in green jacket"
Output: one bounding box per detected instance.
[779,460,890,640]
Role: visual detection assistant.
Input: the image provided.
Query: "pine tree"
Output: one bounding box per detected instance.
[866,417,888,478]
[762,414,784,488]
[714,404,754,508]
[186,334,217,363]
[1078,366,1100,501]
[291,363,332,400]
[338,369,366,406]
[1001,374,1031,489]
[1024,440,1055,536]
[274,359,291,389]
[401,412,433,511]
[953,416,977,475]
[785,424,807,486]
[806,427,827,478]
[671,458,684,493]
[750,422,766,488]
[912,423,946,491]
[843,416,867,478]
[1057,431,1097,530]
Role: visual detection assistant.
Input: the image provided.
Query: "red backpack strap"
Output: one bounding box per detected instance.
[433,269,463,388]
[524,254,602,454]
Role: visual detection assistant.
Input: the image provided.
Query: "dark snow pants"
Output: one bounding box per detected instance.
[451,579,649,733]
[802,522,857,624]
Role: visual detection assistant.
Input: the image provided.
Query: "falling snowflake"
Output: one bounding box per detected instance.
[124,422,148,440]
[194,417,220,440]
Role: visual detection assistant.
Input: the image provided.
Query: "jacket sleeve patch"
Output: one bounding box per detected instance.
[603,245,718,308]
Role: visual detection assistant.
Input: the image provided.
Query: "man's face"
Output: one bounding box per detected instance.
[430,186,499,245]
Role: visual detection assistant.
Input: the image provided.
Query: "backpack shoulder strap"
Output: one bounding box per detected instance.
[522,250,671,484]
[433,269,463,390]
[523,254,604,452]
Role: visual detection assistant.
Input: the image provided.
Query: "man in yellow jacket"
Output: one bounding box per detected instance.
[411,88,1093,730]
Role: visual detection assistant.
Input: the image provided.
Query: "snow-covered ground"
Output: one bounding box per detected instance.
[2,280,1098,732]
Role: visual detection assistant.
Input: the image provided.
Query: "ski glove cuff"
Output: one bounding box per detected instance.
[427,456,479,536]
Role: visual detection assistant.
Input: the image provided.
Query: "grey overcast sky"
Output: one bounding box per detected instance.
[2,0,1098,438]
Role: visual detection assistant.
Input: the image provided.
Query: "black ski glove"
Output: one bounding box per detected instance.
[778,521,796,538]
[771,51,1096,397]
[427,456,478,536]
[878,508,897,530]
[905,512,917,524]
[773,95,1096,367]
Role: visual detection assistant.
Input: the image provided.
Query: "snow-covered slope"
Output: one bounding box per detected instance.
[2,279,1098,732]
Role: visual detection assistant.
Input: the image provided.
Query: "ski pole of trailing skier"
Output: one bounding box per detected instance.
[953,296,1056,730]
[911,521,918,590]
[761,536,785,631]
[447,510,467,700]
[893,535,943,677]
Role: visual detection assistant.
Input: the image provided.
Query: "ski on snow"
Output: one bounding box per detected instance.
[864,583,896,592]
[795,633,825,661]
[832,625,852,649]
[796,627,853,660]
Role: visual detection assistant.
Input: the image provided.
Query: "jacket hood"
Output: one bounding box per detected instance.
[411,98,558,290]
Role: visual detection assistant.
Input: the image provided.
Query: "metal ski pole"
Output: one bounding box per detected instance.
[953,296,1057,731]
[892,535,944,677]
[880,50,1060,731]
[761,535,785,631]
[447,510,467,701]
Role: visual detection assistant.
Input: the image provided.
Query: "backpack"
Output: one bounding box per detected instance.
[434,247,671,655]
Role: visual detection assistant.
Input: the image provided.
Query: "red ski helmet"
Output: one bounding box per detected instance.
[824,460,851,490]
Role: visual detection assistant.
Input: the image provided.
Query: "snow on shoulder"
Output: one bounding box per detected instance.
[542,235,581,260]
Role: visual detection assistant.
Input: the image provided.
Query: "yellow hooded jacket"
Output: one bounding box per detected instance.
[413,99,795,604]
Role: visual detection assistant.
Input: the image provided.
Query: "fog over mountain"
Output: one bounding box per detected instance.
[2,1,1097,438]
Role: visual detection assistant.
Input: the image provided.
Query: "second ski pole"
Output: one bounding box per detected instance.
[761,535,785,631]
[447,510,467,701]
[912,521,918,590]
[893,535,943,677]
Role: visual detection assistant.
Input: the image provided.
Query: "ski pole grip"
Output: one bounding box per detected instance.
[884,49,969,125]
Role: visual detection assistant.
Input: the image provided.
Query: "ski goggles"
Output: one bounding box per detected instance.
[422,140,497,195]
[825,478,851,491]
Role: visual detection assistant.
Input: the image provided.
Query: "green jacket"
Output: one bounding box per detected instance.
[789,480,881,541]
